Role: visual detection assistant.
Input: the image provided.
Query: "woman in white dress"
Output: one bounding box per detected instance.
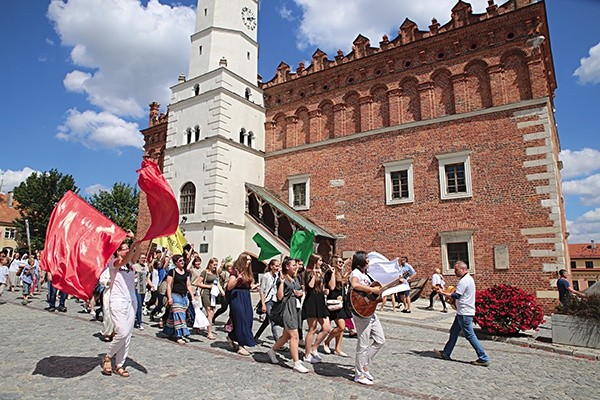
[101,234,141,377]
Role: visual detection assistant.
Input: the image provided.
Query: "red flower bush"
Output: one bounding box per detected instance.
[474,284,545,335]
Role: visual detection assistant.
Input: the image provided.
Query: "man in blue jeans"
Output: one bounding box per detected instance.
[434,261,490,367]
[44,271,67,312]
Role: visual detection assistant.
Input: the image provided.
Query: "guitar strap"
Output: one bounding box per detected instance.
[365,273,375,284]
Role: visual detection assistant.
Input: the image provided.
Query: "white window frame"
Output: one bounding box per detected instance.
[288,174,310,211]
[439,230,475,275]
[4,228,16,240]
[436,151,472,200]
[383,159,414,205]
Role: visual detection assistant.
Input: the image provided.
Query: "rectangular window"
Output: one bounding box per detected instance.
[445,163,467,193]
[585,261,594,269]
[384,159,414,205]
[199,243,209,253]
[447,242,469,269]
[391,170,409,199]
[288,175,310,211]
[573,281,580,291]
[293,183,306,207]
[199,46,203,56]
[439,230,475,274]
[436,151,472,200]
[588,280,597,288]
[4,228,16,240]
[571,261,577,269]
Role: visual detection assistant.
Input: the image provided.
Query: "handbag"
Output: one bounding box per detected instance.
[327,299,343,311]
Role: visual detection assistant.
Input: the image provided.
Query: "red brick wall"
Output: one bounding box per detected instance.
[262,1,562,312]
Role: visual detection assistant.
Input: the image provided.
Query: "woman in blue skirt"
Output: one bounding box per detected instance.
[226,252,256,355]
[164,254,195,344]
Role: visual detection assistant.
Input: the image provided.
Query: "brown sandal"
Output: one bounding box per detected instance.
[101,356,112,376]
[113,366,129,377]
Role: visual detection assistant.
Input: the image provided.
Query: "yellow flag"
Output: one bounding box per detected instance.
[152,227,187,254]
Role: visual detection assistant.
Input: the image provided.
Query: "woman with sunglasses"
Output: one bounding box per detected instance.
[101,232,141,377]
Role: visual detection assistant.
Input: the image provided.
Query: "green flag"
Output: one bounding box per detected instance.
[290,230,315,266]
[252,233,281,261]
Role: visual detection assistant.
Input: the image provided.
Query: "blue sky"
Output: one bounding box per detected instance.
[0,0,599,243]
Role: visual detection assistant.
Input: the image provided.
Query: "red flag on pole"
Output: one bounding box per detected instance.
[40,191,127,300]
[137,159,179,241]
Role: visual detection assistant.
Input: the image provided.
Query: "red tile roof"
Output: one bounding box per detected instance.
[569,243,600,259]
[0,193,19,224]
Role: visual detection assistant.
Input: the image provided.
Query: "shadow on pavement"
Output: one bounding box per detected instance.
[32,355,148,378]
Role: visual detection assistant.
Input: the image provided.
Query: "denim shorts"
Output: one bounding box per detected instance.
[401,290,410,297]
[22,282,31,296]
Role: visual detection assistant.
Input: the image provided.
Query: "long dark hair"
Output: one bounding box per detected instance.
[352,251,368,271]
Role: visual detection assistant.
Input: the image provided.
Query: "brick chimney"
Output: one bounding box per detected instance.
[7,191,13,208]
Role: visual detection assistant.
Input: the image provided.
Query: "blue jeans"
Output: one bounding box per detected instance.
[443,314,490,362]
[47,281,66,308]
[135,291,144,327]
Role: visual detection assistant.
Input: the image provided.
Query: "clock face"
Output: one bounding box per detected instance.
[241,6,256,30]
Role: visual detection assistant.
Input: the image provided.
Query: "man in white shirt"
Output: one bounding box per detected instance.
[434,261,490,367]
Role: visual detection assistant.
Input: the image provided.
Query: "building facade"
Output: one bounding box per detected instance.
[0,193,20,256]
[569,242,600,291]
[138,0,567,310]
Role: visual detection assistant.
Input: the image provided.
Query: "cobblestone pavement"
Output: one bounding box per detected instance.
[0,291,598,400]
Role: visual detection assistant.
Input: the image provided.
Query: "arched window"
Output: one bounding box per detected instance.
[194,125,200,142]
[239,128,246,144]
[245,88,251,101]
[247,131,254,148]
[194,84,200,96]
[180,182,196,214]
[186,128,192,144]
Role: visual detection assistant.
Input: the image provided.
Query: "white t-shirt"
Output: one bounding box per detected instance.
[260,272,278,303]
[108,258,136,303]
[9,259,24,273]
[0,265,9,284]
[350,269,371,287]
[431,273,444,288]
[455,273,476,316]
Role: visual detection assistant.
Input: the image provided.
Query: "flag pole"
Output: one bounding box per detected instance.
[25,219,32,255]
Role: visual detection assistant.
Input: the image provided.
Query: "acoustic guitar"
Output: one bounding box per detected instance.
[434,285,457,310]
[350,277,405,318]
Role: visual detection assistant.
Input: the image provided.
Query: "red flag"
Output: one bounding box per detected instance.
[40,191,126,300]
[137,159,179,241]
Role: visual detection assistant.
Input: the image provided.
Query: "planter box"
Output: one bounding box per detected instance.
[551,314,600,350]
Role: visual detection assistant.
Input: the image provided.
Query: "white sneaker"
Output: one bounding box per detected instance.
[303,354,321,364]
[310,351,323,361]
[354,375,374,385]
[138,325,144,331]
[267,349,278,364]
[363,370,374,381]
[321,345,331,354]
[293,361,309,373]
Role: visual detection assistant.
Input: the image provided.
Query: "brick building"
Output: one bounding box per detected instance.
[138,0,567,310]
[0,193,20,256]
[569,242,600,291]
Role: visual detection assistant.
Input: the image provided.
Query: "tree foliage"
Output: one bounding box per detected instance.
[12,169,78,252]
[88,182,139,234]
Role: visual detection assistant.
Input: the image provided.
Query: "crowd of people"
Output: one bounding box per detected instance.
[1,242,500,384]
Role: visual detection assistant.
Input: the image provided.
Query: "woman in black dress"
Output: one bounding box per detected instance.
[302,254,331,364]
[323,255,351,356]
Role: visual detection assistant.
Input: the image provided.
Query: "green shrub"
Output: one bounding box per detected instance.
[559,294,600,321]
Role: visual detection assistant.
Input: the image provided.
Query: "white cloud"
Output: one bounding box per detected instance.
[0,167,39,193]
[279,4,295,21]
[559,148,600,179]
[574,42,600,85]
[562,173,600,206]
[567,208,600,244]
[56,108,144,150]
[292,0,509,53]
[47,0,196,127]
[85,184,110,196]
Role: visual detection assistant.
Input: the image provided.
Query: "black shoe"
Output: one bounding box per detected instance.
[425,306,433,310]
[434,349,451,360]
[44,307,56,312]
[470,359,490,367]
[57,306,67,312]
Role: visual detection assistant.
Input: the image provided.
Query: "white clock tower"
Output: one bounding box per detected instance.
[163,0,265,258]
